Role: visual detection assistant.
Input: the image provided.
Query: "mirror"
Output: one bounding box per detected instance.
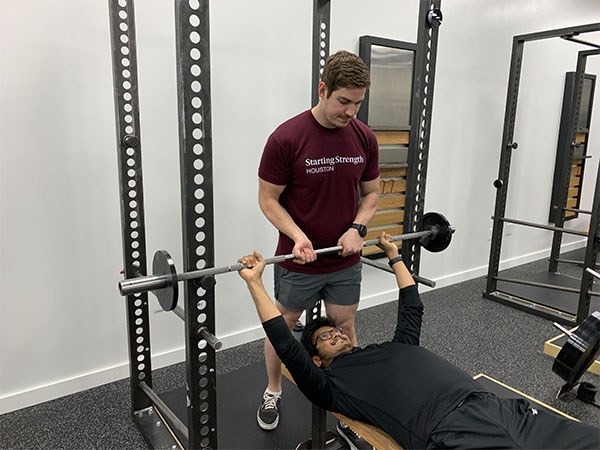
[358,36,416,165]
[358,35,415,131]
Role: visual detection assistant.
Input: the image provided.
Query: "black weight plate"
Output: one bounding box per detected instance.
[420,212,453,252]
[152,250,178,311]
[553,312,600,387]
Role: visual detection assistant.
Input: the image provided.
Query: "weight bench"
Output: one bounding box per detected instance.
[325,412,400,450]
[282,366,578,450]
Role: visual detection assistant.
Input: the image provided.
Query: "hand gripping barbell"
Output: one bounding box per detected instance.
[118,212,455,311]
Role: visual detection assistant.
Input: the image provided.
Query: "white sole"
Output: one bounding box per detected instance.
[257,408,279,430]
[336,423,369,450]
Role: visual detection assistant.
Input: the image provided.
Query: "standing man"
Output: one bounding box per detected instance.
[257,50,380,437]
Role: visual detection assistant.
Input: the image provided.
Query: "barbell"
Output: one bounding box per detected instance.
[118,212,455,311]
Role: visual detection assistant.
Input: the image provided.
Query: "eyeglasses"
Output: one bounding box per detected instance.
[314,327,345,345]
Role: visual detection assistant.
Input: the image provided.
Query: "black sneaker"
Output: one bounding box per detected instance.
[257,392,281,430]
[336,420,374,450]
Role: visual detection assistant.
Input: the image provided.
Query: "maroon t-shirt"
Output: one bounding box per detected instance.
[258,110,379,274]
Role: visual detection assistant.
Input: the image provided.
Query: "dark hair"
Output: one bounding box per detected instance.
[321,50,370,98]
[300,316,336,357]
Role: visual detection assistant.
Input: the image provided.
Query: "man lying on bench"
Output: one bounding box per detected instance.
[237,233,599,450]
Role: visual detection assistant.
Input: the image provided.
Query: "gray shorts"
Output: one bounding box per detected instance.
[274,262,362,312]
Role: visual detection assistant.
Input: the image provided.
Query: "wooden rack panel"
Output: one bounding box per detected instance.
[565,158,585,218]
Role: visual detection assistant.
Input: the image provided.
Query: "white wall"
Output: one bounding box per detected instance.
[1,0,599,413]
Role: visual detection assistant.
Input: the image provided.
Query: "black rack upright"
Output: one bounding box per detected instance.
[484,24,600,327]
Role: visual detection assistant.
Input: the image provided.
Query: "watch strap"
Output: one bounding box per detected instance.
[388,255,403,268]
[350,223,367,237]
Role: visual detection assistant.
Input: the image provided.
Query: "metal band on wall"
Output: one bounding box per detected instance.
[308,0,331,323]
[579,141,600,321]
[571,50,600,322]
[311,0,331,107]
[485,37,524,295]
[307,3,331,447]
[108,0,153,412]
[404,0,442,276]
[549,52,588,273]
[174,0,217,448]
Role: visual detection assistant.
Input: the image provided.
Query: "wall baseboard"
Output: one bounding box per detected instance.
[0,348,183,415]
[0,239,587,414]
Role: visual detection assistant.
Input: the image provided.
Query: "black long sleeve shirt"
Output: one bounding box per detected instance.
[263,285,486,449]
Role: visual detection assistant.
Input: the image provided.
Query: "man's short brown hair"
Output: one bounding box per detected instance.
[321,50,370,97]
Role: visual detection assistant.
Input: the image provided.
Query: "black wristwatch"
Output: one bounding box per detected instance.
[350,223,367,238]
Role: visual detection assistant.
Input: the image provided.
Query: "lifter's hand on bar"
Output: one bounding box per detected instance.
[237,251,281,323]
[237,251,266,283]
[377,232,400,259]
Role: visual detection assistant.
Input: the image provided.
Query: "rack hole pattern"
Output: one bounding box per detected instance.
[493,45,523,275]
[176,0,217,447]
[319,21,328,77]
[187,0,210,418]
[409,2,437,272]
[110,0,153,388]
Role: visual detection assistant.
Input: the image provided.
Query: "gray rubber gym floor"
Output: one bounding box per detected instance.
[1,248,599,449]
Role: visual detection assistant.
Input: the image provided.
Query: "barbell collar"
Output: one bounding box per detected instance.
[119,274,169,296]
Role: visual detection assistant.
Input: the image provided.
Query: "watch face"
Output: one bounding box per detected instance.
[352,223,367,237]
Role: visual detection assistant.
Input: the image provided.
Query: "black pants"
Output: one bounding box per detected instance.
[427,392,600,449]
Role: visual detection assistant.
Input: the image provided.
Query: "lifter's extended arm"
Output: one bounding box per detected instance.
[377,233,423,345]
[377,232,416,289]
[237,252,333,409]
